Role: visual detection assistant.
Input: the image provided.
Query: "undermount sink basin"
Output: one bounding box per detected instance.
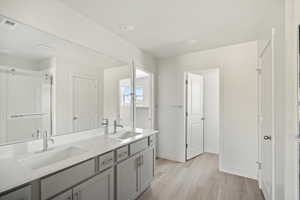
[19,146,86,170]
[110,131,141,140]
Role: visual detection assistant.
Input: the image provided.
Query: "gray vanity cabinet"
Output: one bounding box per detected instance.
[0,135,156,200]
[116,147,154,200]
[0,185,31,200]
[73,168,114,200]
[116,154,140,200]
[140,147,154,192]
[41,159,95,200]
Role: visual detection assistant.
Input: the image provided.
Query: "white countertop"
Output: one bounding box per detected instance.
[0,128,157,194]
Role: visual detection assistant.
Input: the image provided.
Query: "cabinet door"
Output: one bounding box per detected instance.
[116,154,139,200]
[0,185,31,200]
[73,168,114,200]
[140,148,154,192]
[50,190,72,200]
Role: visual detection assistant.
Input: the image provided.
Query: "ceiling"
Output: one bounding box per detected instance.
[0,15,124,68]
[60,0,271,58]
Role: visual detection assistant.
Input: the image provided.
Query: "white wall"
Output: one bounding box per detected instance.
[198,69,220,154]
[0,0,156,73]
[158,41,258,179]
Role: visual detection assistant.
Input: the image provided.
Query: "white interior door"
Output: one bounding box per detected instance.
[259,34,274,200]
[186,73,204,160]
[73,76,98,132]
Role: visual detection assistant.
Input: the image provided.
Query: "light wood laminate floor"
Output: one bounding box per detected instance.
[138,153,264,200]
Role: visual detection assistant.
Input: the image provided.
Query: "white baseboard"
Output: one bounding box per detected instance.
[220,167,258,180]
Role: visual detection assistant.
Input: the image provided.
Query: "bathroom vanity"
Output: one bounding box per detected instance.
[0,13,157,200]
[0,129,157,200]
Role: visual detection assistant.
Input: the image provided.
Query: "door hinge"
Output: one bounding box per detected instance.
[256,68,262,74]
[256,161,262,170]
[186,144,188,149]
[185,80,188,85]
[186,112,188,117]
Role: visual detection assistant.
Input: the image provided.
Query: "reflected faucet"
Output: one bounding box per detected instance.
[113,120,124,134]
[42,131,55,152]
[102,118,109,134]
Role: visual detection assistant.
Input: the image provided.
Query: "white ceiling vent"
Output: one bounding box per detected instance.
[0,18,17,30]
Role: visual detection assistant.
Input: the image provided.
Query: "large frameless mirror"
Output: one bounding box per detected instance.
[0,15,133,145]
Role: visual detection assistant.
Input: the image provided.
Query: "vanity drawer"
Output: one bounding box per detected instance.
[0,185,31,200]
[50,190,72,200]
[99,151,114,171]
[130,138,148,155]
[116,145,129,162]
[149,135,155,147]
[41,159,95,200]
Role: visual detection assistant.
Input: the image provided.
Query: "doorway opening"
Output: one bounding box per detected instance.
[135,69,154,130]
[184,69,220,161]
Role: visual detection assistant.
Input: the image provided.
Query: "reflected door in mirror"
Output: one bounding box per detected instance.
[72,75,98,132]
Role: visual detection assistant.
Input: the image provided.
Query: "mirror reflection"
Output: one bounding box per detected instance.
[0,15,131,145]
[135,69,153,129]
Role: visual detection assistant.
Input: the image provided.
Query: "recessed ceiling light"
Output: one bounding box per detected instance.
[187,39,198,44]
[119,24,135,32]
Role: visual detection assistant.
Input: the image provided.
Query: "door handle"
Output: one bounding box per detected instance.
[73,116,78,120]
[264,135,272,140]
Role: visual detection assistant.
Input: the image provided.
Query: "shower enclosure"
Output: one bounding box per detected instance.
[0,66,52,144]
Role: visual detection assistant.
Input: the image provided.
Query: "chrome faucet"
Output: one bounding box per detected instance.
[113,120,124,134]
[42,131,55,152]
[102,118,109,134]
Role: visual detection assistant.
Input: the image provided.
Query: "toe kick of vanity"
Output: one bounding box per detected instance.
[0,134,156,200]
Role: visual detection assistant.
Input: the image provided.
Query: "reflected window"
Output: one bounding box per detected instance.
[136,88,144,104]
[121,87,131,105]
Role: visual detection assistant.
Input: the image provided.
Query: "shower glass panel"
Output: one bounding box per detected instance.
[0,67,51,144]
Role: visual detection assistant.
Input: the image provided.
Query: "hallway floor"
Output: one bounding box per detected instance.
[138,153,264,200]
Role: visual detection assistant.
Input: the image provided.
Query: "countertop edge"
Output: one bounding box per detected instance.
[0,130,158,194]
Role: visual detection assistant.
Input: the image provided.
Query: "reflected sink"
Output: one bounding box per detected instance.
[19,146,86,170]
[110,131,141,140]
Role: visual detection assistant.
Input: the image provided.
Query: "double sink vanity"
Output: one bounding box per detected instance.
[0,129,157,200]
[0,14,157,200]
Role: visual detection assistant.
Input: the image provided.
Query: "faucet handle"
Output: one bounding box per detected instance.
[43,130,52,138]
[44,131,48,138]
[102,118,109,126]
[49,137,55,144]
[32,129,42,139]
